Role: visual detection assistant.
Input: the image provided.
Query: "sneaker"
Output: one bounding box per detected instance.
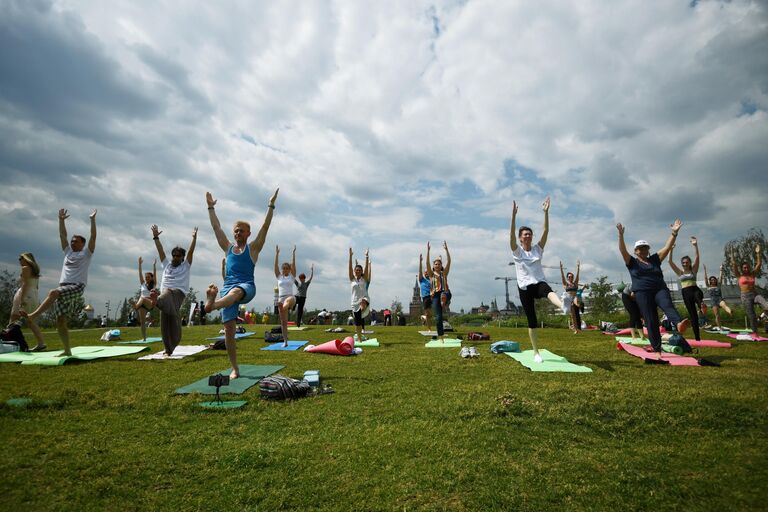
[468,346,479,358]
[459,347,471,358]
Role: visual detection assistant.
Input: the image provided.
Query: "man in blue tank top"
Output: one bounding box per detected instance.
[204,189,278,379]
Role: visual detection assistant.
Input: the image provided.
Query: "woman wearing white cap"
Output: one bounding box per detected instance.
[616,220,690,354]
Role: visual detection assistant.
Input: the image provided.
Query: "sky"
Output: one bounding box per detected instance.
[1,0,767,317]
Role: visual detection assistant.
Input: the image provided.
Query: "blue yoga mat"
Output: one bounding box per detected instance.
[260,340,308,351]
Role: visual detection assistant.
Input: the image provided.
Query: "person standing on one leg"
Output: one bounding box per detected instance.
[133,257,157,341]
[275,245,297,347]
[205,189,278,379]
[11,253,45,351]
[731,245,768,334]
[616,221,690,357]
[294,264,314,327]
[703,264,732,332]
[668,236,705,341]
[510,197,564,363]
[425,241,452,342]
[150,225,196,356]
[22,209,97,356]
[560,260,582,334]
[348,248,371,342]
[418,253,433,332]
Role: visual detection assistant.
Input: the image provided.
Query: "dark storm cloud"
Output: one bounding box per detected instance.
[0,0,162,141]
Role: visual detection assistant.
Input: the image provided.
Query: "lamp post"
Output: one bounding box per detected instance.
[494,276,515,311]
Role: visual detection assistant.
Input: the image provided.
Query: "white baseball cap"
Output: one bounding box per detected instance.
[634,240,650,249]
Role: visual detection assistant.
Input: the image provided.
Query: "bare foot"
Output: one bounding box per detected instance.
[229,369,239,379]
[677,319,691,333]
[282,341,288,347]
[61,351,72,357]
[205,284,218,313]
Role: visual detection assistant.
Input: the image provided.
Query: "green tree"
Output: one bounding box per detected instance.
[723,228,767,284]
[587,276,618,317]
[180,288,199,324]
[118,298,133,325]
[0,268,17,326]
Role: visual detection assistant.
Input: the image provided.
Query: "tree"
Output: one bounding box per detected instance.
[180,288,199,324]
[0,268,17,326]
[723,228,767,284]
[118,298,133,325]
[587,276,618,317]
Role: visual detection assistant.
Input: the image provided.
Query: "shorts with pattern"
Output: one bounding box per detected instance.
[53,283,86,319]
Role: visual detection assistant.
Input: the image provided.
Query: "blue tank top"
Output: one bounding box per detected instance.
[224,246,255,288]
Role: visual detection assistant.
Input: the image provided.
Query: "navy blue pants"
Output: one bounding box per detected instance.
[634,288,682,352]
[432,290,452,336]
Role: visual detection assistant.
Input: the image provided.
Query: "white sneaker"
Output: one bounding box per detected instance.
[460,347,471,358]
[468,346,479,358]
[533,352,543,363]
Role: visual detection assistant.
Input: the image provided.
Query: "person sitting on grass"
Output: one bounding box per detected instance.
[21,208,97,356]
[150,225,197,356]
[133,257,157,341]
[275,245,296,348]
[204,189,278,379]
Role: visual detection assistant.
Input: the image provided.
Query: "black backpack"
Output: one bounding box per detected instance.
[1,323,29,352]
[259,375,311,400]
[264,331,284,342]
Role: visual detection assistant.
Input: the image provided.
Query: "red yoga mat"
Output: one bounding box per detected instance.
[609,327,668,336]
[305,337,354,356]
[616,342,700,366]
[688,339,731,348]
[726,333,768,341]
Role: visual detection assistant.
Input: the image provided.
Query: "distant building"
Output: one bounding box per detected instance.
[470,302,489,315]
[408,280,423,322]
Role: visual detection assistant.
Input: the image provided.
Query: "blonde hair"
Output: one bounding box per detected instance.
[19,252,40,277]
[233,220,251,232]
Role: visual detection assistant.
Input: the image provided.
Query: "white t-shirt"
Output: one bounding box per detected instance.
[512,244,547,290]
[161,259,191,294]
[277,274,294,299]
[59,247,93,285]
[350,278,369,310]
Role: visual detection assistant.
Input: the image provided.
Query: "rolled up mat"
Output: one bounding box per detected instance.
[661,343,683,355]
[304,338,354,356]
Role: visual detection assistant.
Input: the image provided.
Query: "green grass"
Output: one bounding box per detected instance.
[1,325,766,511]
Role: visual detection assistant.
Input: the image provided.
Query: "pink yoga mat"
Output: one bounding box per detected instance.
[607,327,667,336]
[617,342,700,366]
[726,333,768,341]
[305,337,354,355]
[689,339,731,348]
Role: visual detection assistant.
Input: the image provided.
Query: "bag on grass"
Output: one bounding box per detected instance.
[264,331,284,343]
[0,323,28,352]
[259,375,311,400]
[270,326,282,334]
[100,329,121,341]
[666,334,692,354]
[467,332,490,341]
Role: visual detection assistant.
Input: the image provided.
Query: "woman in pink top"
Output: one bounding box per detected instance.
[731,244,768,334]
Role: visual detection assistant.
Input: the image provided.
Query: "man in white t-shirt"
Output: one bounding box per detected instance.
[150,224,197,356]
[22,208,97,356]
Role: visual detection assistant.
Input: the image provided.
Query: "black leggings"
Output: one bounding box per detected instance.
[353,309,365,328]
[634,288,682,352]
[621,294,643,330]
[518,282,554,329]
[681,286,703,341]
[295,296,307,327]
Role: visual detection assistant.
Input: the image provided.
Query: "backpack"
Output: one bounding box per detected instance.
[467,332,490,341]
[666,334,692,354]
[0,323,29,352]
[259,375,311,400]
[100,329,121,341]
[264,331,284,343]
[270,326,282,334]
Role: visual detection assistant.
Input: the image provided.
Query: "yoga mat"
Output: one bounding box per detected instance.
[198,400,248,409]
[727,333,768,341]
[615,337,732,349]
[260,340,308,351]
[418,331,439,337]
[424,338,462,348]
[0,346,149,366]
[138,345,209,360]
[287,326,310,331]
[116,337,163,344]
[305,338,354,356]
[205,332,256,341]
[505,349,593,373]
[617,342,700,366]
[609,327,667,336]
[355,338,380,347]
[704,328,730,334]
[175,364,284,395]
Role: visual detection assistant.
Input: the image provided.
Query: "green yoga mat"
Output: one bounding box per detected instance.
[425,338,462,348]
[505,349,592,373]
[174,364,284,395]
[116,337,163,344]
[0,346,149,366]
[287,326,310,331]
[356,338,380,347]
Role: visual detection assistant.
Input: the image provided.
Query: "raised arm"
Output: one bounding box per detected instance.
[248,188,278,259]
[560,261,567,287]
[206,192,231,252]
[703,264,709,285]
[616,223,631,265]
[718,264,724,285]
[348,247,354,281]
[138,257,145,285]
[537,197,550,249]
[274,246,280,278]
[152,259,157,283]
[419,254,424,280]
[755,245,762,275]
[151,224,166,262]
[88,209,97,253]
[425,242,433,278]
[443,242,451,276]
[291,246,297,277]
[691,237,700,273]
[509,201,518,252]
[730,250,741,277]
[58,209,69,251]
[575,260,581,285]
[307,264,314,283]
[668,246,682,275]
[364,249,371,282]
[657,219,682,262]
[186,227,198,264]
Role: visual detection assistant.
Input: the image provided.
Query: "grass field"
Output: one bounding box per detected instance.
[1,324,766,511]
